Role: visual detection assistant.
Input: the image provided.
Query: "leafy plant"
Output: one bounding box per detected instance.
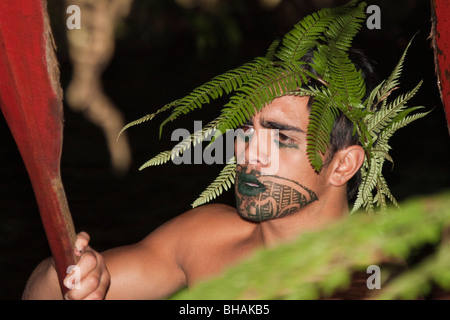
[119,0,428,212]
[169,190,450,300]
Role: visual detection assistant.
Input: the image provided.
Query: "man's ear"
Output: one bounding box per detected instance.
[328,145,365,187]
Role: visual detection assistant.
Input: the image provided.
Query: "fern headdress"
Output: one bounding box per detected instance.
[119,0,428,213]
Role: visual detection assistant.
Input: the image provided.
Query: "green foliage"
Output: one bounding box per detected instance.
[191,157,237,208]
[170,190,450,300]
[120,0,428,212]
[350,37,430,213]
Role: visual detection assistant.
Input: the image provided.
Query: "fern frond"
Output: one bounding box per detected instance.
[363,157,380,203]
[367,80,423,135]
[158,57,274,136]
[306,90,340,171]
[265,39,281,60]
[373,36,416,110]
[364,80,385,110]
[192,157,237,208]
[324,1,366,51]
[377,109,430,146]
[139,150,172,170]
[328,51,366,106]
[353,156,382,213]
[216,62,310,133]
[309,2,366,108]
[139,118,223,171]
[378,174,399,208]
[351,157,369,214]
[117,99,180,140]
[311,1,366,75]
[275,0,363,62]
[353,105,429,213]
[275,7,334,61]
[170,118,221,160]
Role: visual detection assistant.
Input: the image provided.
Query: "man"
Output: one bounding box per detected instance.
[22,93,366,300]
[22,1,425,300]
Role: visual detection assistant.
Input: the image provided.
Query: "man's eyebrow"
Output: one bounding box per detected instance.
[260,120,305,133]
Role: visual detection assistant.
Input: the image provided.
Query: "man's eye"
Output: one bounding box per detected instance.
[275,132,297,148]
[276,132,291,143]
[239,125,255,136]
[236,125,255,143]
[277,133,289,142]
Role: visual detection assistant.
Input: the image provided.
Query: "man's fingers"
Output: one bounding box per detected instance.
[63,252,110,300]
[63,250,95,290]
[82,270,111,300]
[65,273,101,300]
[63,233,111,300]
[74,231,90,256]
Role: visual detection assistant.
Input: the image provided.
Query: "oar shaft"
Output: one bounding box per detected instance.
[0,0,78,295]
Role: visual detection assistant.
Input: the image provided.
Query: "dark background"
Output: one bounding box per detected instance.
[1,0,449,299]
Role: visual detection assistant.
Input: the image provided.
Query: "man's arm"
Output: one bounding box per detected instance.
[22,215,189,300]
[22,204,241,300]
[22,257,63,300]
[96,233,188,300]
[22,232,111,300]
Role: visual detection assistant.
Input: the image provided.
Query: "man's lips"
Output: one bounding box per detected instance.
[237,171,266,196]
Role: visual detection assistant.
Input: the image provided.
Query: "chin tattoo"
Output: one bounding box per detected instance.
[235,166,318,222]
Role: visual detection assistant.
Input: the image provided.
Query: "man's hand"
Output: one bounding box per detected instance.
[63,232,111,300]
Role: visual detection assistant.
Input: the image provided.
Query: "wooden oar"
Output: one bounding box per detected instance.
[0,0,78,295]
[431,0,450,135]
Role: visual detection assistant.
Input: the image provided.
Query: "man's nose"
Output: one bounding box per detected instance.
[246,128,271,168]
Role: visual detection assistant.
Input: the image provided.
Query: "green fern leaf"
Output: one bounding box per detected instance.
[274,7,334,61]
[367,80,423,135]
[171,118,221,159]
[265,39,281,60]
[192,157,237,208]
[378,174,399,208]
[139,150,172,170]
[117,99,180,140]
[359,156,379,210]
[306,89,340,171]
[377,109,430,146]
[372,36,416,110]
[275,0,363,62]
[311,2,366,75]
[216,62,309,133]
[158,57,274,136]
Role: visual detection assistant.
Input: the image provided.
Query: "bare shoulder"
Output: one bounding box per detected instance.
[102,203,259,297]
[148,203,260,285]
[139,202,259,265]
[143,203,249,242]
[175,203,242,227]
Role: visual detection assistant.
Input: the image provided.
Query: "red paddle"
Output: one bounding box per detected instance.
[0,0,77,295]
[431,0,450,135]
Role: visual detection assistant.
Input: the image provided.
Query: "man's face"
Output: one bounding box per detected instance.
[234,95,328,222]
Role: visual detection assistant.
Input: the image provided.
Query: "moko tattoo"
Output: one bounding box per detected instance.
[235,165,318,222]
